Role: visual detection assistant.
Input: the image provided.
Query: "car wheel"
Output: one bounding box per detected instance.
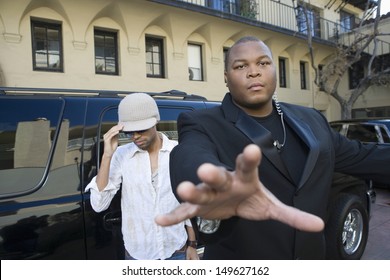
[325,193,369,260]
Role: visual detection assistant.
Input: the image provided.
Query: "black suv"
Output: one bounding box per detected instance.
[0,87,374,260]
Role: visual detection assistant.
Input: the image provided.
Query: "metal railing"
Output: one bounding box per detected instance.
[172,0,389,55]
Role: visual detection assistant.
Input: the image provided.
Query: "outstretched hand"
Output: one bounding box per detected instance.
[155,144,324,232]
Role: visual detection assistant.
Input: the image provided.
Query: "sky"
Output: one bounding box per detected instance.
[379,0,390,15]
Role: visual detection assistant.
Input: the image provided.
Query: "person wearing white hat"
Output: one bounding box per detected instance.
[86,93,198,260]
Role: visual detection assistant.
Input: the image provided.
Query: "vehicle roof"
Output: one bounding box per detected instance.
[330,118,390,125]
[0,86,218,103]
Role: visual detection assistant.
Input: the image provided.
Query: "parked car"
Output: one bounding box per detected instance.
[330,118,390,189]
[330,118,390,144]
[0,87,375,260]
[327,118,390,259]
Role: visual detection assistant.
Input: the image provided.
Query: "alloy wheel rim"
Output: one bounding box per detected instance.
[342,209,363,255]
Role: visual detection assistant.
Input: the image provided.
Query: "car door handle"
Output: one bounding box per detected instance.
[105,217,121,223]
[103,212,122,231]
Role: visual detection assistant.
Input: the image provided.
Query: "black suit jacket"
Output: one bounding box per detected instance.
[170,93,390,259]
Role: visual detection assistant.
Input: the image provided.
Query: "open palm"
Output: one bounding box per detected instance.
[156,144,324,232]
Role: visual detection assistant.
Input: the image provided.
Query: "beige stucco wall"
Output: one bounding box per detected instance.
[0,0,388,120]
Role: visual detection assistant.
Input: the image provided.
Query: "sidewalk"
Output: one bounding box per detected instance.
[361,187,390,260]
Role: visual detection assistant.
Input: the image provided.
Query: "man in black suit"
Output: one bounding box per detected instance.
[156,36,390,259]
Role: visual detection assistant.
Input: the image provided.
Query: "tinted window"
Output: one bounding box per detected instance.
[158,106,195,140]
[0,97,63,195]
[330,124,342,133]
[346,124,378,143]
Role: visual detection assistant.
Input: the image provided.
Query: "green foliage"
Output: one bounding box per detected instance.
[239,0,258,20]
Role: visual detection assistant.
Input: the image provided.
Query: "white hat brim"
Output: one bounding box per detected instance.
[119,118,157,132]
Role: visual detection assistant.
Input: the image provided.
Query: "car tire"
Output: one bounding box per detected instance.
[325,193,369,260]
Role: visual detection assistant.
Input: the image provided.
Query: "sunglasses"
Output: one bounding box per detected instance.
[122,129,148,138]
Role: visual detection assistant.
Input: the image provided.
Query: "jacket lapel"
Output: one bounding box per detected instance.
[222,94,292,182]
[236,111,292,182]
[282,105,320,188]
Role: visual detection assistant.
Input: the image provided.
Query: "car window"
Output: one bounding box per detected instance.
[0,97,63,195]
[346,124,378,143]
[379,126,390,143]
[330,124,342,133]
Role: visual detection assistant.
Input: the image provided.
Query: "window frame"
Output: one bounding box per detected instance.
[340,10,355,33]
[94,28,119,75]
[300,61,308,90]
[31,18,63,72]
[223,47,230,70]
[188,43,204,81]
[279,57,287,88]
[318,64,325,91]
[145,36,165,78]
[297,5,321,38]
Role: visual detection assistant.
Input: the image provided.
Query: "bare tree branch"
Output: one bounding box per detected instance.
[297,0,389,119]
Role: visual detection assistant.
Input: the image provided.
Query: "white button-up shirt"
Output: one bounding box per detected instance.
[85,133,188,260]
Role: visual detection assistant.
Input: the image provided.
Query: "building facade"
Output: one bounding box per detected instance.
[0,0,389,120]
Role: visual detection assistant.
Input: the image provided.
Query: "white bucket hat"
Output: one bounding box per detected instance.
[118,93,160,131]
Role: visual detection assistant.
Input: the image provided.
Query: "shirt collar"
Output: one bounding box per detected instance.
[126,132,177,158]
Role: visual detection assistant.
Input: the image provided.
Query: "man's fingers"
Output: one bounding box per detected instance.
[242,144,262,171]
[197,164,232,192]
[235,144,262,180]
[272,203,325,232]
[176,180,217,204]
[155,203,198,226]
[104,124,123,139]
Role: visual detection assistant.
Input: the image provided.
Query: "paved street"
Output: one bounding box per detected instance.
[361,187,390,259]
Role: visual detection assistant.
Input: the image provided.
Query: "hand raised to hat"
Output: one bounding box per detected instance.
[95,124,124,191]
[102,124,124,158]
[155,144,325,233]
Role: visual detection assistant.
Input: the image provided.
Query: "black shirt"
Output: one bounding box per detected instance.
[253,108,308,186]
